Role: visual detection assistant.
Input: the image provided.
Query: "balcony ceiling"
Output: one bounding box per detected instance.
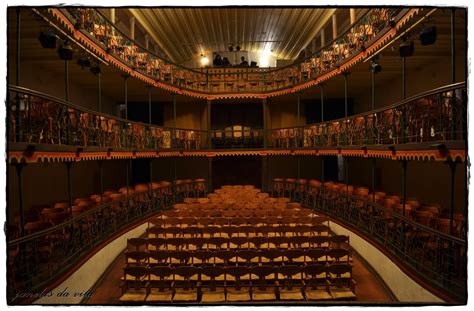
[125,8,336,64]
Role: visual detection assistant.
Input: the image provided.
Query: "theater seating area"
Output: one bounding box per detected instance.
[119,185,356,303]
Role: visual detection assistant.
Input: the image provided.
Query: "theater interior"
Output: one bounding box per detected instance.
[5,4,469,307]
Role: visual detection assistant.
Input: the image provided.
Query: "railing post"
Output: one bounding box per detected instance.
[207,99,212,149]
[401,160,408,216]
[261,155,267,192]
[66,161,73,216]
[262,98,268,148]
[321,156,325,210]
[372,158,376,202]
[448,160,457,235]
[98,160,103,205]
[450,9,457,140]
[15,8,21,142]
[208,157,213,192]
[15,163,25,236]
[122,74,129,147]
[126,159,130,209]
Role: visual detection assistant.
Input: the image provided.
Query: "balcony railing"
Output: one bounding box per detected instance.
[8,83,466,154]
[272,179,466,302]
[8,86,208,150]
[50,7,405,95]
[270,82,466,148]
[7,181,206,303]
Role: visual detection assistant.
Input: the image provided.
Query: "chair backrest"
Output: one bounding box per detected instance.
[125,251,149,265]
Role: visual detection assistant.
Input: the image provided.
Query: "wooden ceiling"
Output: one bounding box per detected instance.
[124,8,336,64]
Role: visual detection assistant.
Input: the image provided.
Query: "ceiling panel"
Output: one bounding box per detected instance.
[125,8,336,64]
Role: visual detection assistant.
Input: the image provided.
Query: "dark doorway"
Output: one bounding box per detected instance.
[211,156,261,189]
[126,101,164,184]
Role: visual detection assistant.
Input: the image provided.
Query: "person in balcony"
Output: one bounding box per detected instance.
[222,57,231,67]
[240,56,249,67]
[213,54,223,67]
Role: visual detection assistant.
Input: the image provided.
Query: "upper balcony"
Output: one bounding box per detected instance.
[36,7,421,99]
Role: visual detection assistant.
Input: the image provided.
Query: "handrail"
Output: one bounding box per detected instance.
[272,82,466,131]
[8,85,203,132]
[272,179,466,302]
[8,83,467,153]
[6,180,207,301]
[40,7,417,96]
[269,82,466,148]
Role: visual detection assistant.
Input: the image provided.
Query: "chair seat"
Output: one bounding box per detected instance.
[226,288,251,302]
[279,288,305,300]
[119,290,147,302]
[330,288,356,300]
[201,288,226,303]
[252,289,277,301]
[146,289,172,302]
[305,289,333,300]
[173,289,198,302]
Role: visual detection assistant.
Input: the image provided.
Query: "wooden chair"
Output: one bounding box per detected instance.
[119,266,149,302]
[172,266,199,302]
[200,266,226,302]
[251,265,277,301]
[225,266,252,302]
[146,266,173,302]
[303,264,332,300]
[277,265,305,300]
[327,264,356,300]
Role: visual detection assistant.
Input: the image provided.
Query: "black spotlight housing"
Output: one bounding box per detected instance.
[228,46,234,52]
[236,45,241,51]
[90,64,101,75]
[77,57,91,69]
[399,38,414,57]
[58,41,73,60]
[420,26,437,46]
[39,31,57,49]
[370,59,382,73]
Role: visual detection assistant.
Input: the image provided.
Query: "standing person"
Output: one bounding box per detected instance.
[213,54,223,67]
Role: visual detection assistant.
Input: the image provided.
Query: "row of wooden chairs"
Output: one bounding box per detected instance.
[124,248,352,267]
[147,224,330,239]
[131,235,347,252]
[150,215,328,228]
[162,208,312,219]
[120,263,356,302]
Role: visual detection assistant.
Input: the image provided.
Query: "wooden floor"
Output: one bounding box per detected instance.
[86,250,395,304]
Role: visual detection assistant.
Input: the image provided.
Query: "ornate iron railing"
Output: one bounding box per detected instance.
[54,7,403,94]
[8,83,466,153]
[272,179,466,302]
[269,82,467,148]
[8,86,208,150]
[7,181,207,303]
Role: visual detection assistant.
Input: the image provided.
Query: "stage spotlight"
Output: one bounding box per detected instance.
[39,31,57,49]
[228,46,234,52]
[236,45,241,51]
[420,26,437,46]
[58,41,73,60]
[77,57,91,69]
[399,36,414,57]
[90,64,101,75]
[370,58,382,73]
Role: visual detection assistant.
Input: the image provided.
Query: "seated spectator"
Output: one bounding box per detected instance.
[222,57,231,67]
[213,54,223,67]
[240,56,249,67]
